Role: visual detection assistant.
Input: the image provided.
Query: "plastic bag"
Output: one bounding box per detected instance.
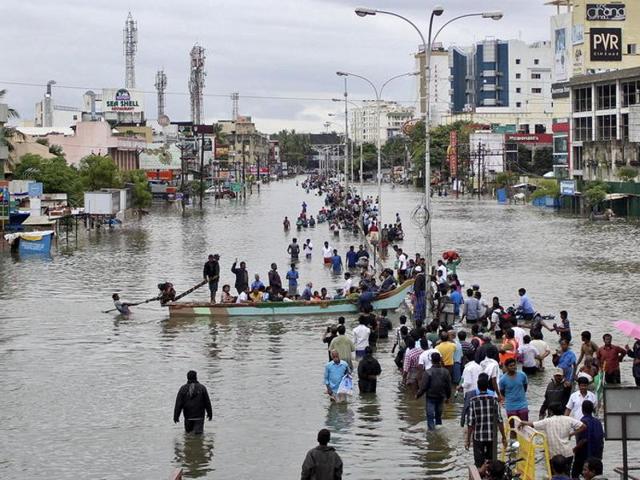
[336,374,353,396]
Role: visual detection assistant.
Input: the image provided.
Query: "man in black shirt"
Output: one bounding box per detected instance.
[173,370,212,434]
[203,254,220,303]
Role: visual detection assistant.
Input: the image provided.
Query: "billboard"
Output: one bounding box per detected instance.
[448,130,458,177]
[586,4,626,21]
[572,24,584,45]
[505,133,553,144]
[551,14,571,82]
[590,28,622,61]
[102,88,145,113]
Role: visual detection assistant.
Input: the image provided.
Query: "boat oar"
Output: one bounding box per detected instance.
[102,295,161,314]
[171,279,208,302]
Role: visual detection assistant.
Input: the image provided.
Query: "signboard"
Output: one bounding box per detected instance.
[560,180,576,195]
[590,28,622,61]
[604,386,640,441]
[586,4,626,21]
[102,88,145,113]
[573,47,585,75]
[551,82,571,99]
[505,133,553,144]
[491,124,517,134]
[572,24,584,45]
[554,28,568,81]
[0,185,9,221]
[448,130,458,177]
[28,182,43,198]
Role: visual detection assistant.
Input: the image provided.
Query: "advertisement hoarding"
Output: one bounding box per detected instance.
[448,130,458,177]
[586,4,626,21]
[560,180,576,195]
[590,28,622,61]
[505,133,554,144]
[102,88,145,113]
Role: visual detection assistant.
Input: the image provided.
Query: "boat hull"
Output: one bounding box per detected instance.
[168,280,413,318]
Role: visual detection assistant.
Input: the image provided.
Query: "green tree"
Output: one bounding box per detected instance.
[13,153,83,205]
[531,179,560,200]
[121,169,152,208]
[274,129,311,168]
[409,120,473,176]
[360,142,379,172]
[79,154,121,191]
[495,171,518,188]
[617,166,638,182]
[584,181,609,209]
[49,144,64,157]
[381,136,408,168]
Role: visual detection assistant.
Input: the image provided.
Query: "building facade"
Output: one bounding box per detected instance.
[349,101,415,145]
[569,66,640,181]
[219,116,270,167]
[415,47,450,125]
[449,39,553,133]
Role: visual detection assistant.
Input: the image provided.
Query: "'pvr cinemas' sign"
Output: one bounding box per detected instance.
[586,4,626,21]
[590,28,622,61]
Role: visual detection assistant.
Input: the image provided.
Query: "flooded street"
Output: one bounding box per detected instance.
[1,178,639,479]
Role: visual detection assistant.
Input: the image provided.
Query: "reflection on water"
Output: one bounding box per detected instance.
[1,179,639,479]
[173,432,215,478]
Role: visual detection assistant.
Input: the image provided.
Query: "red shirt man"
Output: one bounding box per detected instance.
[596,333,627,384]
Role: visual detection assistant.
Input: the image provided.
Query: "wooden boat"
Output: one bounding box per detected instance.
[168,280,414,318]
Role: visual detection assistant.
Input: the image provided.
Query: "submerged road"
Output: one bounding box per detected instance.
[1,178,639,479]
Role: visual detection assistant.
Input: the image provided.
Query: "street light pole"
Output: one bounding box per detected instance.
[343,77,350,200]
[354,6,503,320]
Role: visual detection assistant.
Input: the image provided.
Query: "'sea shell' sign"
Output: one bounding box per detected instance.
[103,88,144,113]
[590,28,622,61]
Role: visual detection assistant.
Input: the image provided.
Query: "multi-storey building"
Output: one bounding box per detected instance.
[414,46,451,125]
[349,101,415,145]
[448,39,553,133]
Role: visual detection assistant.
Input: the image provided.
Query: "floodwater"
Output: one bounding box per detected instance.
[1,179,639,479]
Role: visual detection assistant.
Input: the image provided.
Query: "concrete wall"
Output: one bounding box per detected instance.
[582,140,639,181]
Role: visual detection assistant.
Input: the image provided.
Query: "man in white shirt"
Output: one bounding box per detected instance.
[479,355,501,398]
[418,344,437,371]
[236,288,250,304]
[303,239,313,259]
[322,241,333,264]
[460,359,483,395]
[352,317,371,359]
[521,404,585,459]
[342,272,353,294]
[511,325,527,347]
[565,377,598,420]
[518,335,540,375]
[436,260,447,280]
[530,331,552,369]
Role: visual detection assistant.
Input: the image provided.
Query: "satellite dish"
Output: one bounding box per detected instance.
[158,114,170,127]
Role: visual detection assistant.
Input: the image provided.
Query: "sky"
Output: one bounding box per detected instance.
[0,0,558,134]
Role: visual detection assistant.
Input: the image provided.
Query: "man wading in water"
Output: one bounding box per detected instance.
[173,370,212,434]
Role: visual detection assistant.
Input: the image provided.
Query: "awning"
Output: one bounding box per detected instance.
[605,193,638,201]
[21,215,56,226]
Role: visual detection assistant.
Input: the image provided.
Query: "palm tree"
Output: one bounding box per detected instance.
[0,89,24,175]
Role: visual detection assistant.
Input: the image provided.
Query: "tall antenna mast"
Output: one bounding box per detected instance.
[231,92,239,121]
[189,44,206,124]
[123,12,138,89]
[155,70,167,119]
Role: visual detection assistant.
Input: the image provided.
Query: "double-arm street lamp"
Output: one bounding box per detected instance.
[355,6,502,321]
[335,70,419,223]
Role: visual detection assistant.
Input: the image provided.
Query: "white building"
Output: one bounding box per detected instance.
[415,46,451,125]
[469,131,505,174]
[350,101,415,145]
[34,100,82,128]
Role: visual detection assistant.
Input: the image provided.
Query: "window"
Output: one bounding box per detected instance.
[516,59,521,64]
[573,146,584,171]
[596,83,616,110]
[516,87,521,93]
[516,73,521,79]
[596,114,616,140]
[532,88,542,94]
[622,80,640,107]
[516,102,522,107]
[573,87,592,112]
[622,113,629,140]
[574,117,593,141]
[628,44,637,55]
[531,73,542,80]
[534,59,540,65]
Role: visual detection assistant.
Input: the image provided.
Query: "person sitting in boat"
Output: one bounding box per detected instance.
[282,292,294,302]
[220,284,236,304]
[249,287,263,303]
[157,282,176,305]
[301,282,313,301]
[379,269,398,293]
[320,287,329,300]
[311,291,323,302]
[346,287,360,301]
[112,293,131,315]
[236,287,252,304]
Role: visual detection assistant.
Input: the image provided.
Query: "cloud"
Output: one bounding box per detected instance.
[0,0,553,133]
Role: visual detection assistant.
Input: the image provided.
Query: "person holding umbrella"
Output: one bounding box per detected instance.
[626,336,640,387]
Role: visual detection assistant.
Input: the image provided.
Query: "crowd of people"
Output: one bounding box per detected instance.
[316,258,640,479]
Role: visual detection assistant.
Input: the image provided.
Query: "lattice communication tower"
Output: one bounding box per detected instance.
[189,45,206,124]
[155,70,167,119]
[123,12,138,89]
